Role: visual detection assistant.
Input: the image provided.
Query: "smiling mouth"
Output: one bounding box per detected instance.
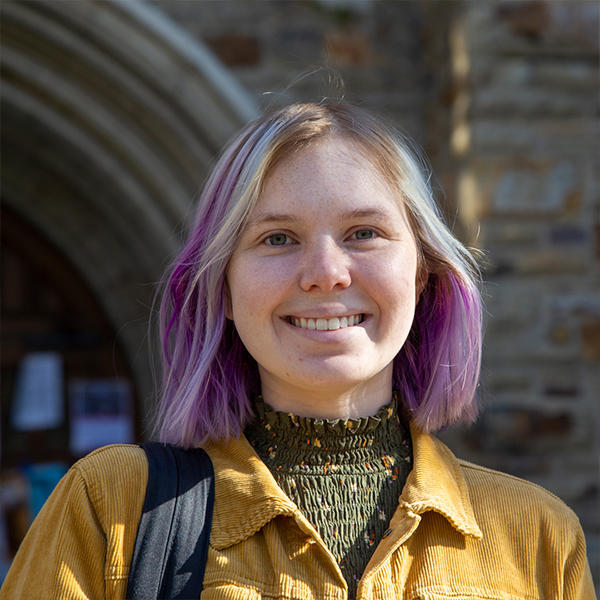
[287,314,365,331]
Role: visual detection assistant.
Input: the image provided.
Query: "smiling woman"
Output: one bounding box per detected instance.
[2,103,594,600]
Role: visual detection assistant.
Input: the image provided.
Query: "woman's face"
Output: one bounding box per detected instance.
[226,137,419,413]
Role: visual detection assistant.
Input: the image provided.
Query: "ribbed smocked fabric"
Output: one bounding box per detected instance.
[244,393,412,599]
[2,426,594,599]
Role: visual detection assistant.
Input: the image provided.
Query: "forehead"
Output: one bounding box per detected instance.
[238,139,415,241]
[258,137,400,209]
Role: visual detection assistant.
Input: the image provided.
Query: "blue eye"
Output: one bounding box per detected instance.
[353,229,375,240]
[266,233,289,246]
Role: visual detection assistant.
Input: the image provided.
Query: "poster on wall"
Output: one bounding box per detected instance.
[11,352,64,431]
[68,379,134,456]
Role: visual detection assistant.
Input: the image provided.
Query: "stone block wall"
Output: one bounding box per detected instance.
[152,0,599,583]
[153,0,430,141]
[447,1,599,575]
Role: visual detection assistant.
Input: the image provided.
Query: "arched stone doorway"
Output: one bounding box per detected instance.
[1,207,137,462]
[1,0,258,432]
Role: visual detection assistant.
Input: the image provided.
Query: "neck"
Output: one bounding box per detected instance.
[258,367,393,419]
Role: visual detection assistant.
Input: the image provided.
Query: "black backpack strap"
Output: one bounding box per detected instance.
[126,442,215,600]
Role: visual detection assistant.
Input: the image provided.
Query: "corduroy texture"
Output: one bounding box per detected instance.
[0,445,147,600]
[244,395,411,599]
[2,428,594,599]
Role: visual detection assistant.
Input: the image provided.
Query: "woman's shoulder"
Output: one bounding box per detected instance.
[69,444,148,514]
[457,458,583,534]
[74,443,147,464]
[72,443,148,478]
[454,458,593,593]
[1,445,149,598]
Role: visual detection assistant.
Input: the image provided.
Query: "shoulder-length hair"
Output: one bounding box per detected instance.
[156,102,482,447]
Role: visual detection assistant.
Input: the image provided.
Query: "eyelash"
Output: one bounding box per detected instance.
[262,228,379,247]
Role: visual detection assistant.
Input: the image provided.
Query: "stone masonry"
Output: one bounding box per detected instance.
[153,0,599,584]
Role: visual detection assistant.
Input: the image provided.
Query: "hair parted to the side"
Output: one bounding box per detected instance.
[156,102,482,448]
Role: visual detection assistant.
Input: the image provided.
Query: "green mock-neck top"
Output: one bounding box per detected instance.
[244,392,412,599]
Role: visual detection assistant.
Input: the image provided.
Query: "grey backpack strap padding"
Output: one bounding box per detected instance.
[126,442,215,600]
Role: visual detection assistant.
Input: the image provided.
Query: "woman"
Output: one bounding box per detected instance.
[2,103,593,599]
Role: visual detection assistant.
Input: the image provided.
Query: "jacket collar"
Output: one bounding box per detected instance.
[401,422,482,539]
[205,435,298,549]
[205,421,481,549]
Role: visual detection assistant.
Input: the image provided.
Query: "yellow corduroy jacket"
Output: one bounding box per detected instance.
[1,423,594,600]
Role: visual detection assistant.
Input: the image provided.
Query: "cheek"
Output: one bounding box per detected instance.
[227,261,281,323]
[236,255,294,292]
[372,260,418,325]
[368,253,417,295]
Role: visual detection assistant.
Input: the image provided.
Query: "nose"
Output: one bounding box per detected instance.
[299,238,352,292]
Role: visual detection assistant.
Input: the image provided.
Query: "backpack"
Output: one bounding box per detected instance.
[125,443,215,600]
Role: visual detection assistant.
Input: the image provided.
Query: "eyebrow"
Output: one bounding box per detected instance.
[247,207,395,228]
[247,213,300,228]
[344,208,394,220]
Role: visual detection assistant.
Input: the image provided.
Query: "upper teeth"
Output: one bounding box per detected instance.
[290,314,363,330]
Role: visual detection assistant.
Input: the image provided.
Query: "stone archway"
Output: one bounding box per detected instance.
[1,0,258,425]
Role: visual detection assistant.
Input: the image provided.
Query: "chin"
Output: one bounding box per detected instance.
[292,366,381,391]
